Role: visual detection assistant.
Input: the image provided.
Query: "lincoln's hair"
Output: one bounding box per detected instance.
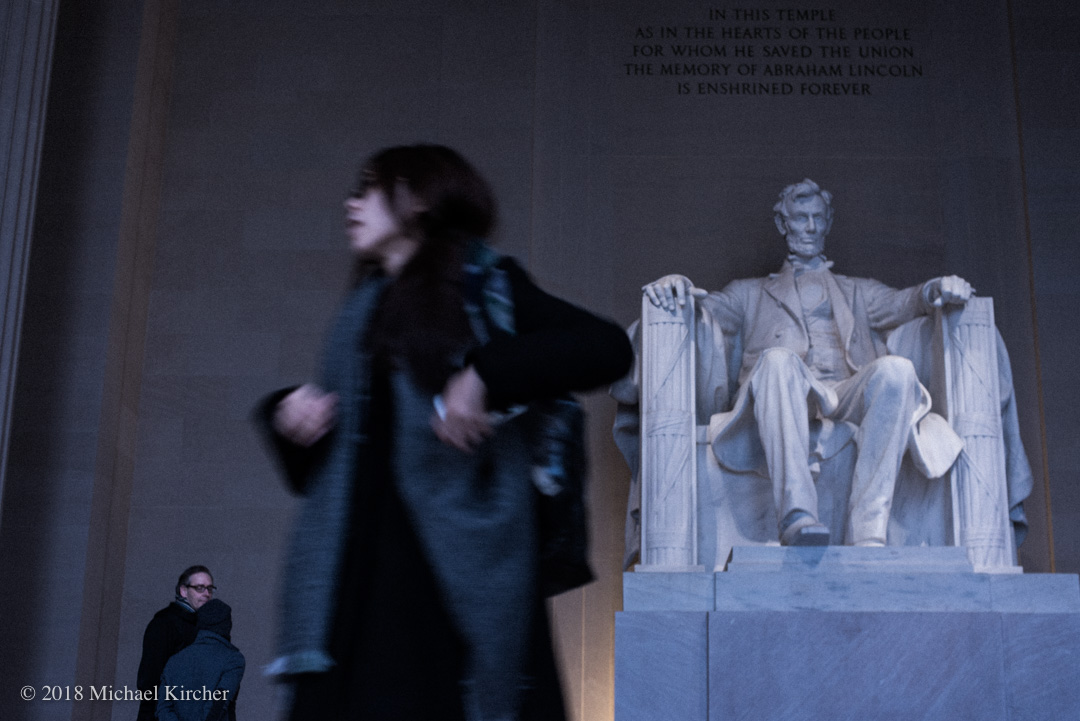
[773,178,833,222]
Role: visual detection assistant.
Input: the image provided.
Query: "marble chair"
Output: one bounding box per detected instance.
[612,295,1030,573]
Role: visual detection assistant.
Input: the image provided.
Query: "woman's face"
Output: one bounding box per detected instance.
[345,185,404,259]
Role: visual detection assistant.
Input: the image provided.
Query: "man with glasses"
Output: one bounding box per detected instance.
[136,565,216,721]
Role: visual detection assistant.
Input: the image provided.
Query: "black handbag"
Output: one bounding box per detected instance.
[524,396,594,596]
[463,242,594,596]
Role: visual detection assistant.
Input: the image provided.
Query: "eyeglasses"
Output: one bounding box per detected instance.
[185,584,216,594]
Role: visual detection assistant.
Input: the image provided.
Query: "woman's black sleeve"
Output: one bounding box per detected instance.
[252,387,331,495]
[468,258,633,407]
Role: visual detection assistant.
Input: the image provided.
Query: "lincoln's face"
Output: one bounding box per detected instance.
[777,194,832,260]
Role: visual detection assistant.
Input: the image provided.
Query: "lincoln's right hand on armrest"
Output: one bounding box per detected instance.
[642,274,707,312]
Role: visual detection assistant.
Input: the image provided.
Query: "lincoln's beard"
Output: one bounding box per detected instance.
[787,235,826,259]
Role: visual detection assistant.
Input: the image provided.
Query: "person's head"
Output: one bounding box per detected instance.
[772,178,834,260]
[196,598,232,640]
[176,565,215,611]
[344,144,495,275]
[355,145,497,391]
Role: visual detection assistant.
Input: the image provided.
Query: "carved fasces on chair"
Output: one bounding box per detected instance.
[936,298,1017,571]
[638,294,700,569]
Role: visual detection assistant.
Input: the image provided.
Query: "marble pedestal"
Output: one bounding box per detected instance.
[615,547,1080,721]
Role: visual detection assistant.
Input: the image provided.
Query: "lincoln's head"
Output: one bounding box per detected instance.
[773,178,834,260]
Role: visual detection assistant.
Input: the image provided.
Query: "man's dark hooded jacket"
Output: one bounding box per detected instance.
[157,599,245,721]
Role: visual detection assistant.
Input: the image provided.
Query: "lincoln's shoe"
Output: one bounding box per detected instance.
[780,513,830,546]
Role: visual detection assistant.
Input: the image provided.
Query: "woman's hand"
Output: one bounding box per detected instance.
[432,366,493,452]
[273,384,338,447]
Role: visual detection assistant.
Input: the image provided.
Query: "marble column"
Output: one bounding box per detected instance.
[0,0,60,518]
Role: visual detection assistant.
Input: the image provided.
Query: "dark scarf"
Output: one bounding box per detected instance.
[173,596,196,614]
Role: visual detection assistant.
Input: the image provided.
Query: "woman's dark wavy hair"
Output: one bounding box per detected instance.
[361,144,496,392]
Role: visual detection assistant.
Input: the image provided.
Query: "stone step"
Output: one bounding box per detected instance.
[723,544,976,573]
